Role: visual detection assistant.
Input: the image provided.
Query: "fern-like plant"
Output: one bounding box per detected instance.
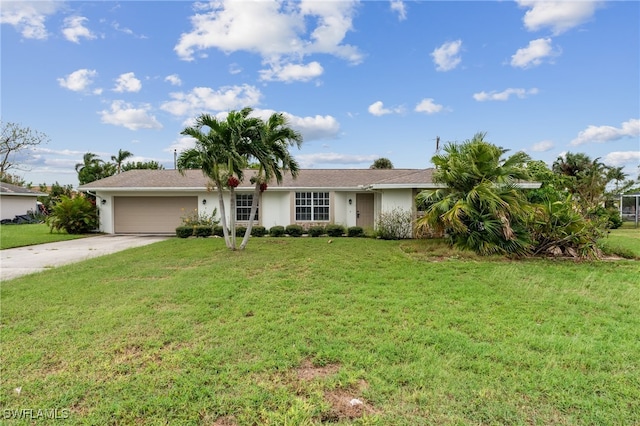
[46,195,97,234]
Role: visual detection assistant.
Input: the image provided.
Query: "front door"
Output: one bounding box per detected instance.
[356,193,374,228]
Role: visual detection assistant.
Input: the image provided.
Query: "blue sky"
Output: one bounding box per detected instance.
[2,0,639,187]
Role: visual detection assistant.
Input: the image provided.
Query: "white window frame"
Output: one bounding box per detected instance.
[236,193,258,221]
[295,191,329,221]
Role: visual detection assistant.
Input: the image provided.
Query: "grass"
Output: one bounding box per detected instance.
[0,223,89,249]
[1,237,639,425]
[600,223,640,259]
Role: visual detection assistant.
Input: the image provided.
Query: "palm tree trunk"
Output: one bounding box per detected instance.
[229,187,237,250]
[216,187,232,248]
[239,183,261,250]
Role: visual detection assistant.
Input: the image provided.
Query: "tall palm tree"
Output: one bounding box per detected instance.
[239,112,303,249]
[415,132,532,256]
[111,149,133,174]
[179,109,258,250]
[75,152,114,185]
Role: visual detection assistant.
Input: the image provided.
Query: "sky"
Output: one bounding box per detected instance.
[1,0,639,187]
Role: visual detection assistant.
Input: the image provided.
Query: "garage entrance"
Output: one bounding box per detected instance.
[114,196,197,234]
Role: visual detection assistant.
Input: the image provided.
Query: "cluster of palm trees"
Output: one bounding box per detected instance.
[75,150,163,185]
[178,108,302,251]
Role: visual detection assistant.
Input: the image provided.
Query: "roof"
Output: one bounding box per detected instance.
[0,182,47,196]
[78,168,438,191]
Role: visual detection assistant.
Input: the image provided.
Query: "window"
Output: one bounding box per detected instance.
[295,192,329,221]
[236,194,258,221]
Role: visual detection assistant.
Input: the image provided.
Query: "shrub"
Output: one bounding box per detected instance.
[194,225,212,238]
[286,224,304,237]
[376,208,413,240]
[175,226,193,238]
[46,195,97,234]
[269,225,285,237]
[213,226,225,237]
[235,226,247,237]
[325,224,345,237]
[347,226,365,237]
[180,207,219,227]
[308,226,325,237]
[251,226,267,237]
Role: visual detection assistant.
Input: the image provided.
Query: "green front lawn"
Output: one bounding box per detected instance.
[601,224,640,259]
[0,223,90,249]
[1,238,638,425]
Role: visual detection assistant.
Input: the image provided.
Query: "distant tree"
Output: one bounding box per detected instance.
[370,157,394,169]
[75,152,116,185]
[111,149,134,174]
[38,181,74,212]
[0,121,50,180]
[0,172,27,187]
[122,160,165,171]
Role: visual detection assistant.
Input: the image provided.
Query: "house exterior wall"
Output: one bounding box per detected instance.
[380,188,414,214]
[0,196,38,220]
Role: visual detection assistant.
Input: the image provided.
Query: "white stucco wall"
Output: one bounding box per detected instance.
[0,195,39,220]
[261,191,290,229]
[380,188,414,213]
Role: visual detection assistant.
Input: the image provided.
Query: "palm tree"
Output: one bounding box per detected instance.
[75,152,114,185]
[370,157,394,169]
[239,111,303,249]
[179,109,258,250]
[111,149,133,174]
[415,132,532,256]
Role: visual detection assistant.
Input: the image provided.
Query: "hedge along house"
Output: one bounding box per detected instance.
[78,168,460,235]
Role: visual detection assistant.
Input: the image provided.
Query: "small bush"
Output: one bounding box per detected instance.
[180,207,218,227]
[325,224,345,237]
[235,226,247,237]
[213,226,225,237]
[286,224,304,237]
[347,226,365,237]
[308,226,325,237]
[270,225,285,237]
[251,226,267,237]
[46,195,97,234]
[194,225,212,238]
[376,208,413,240]
[175,226,193,238]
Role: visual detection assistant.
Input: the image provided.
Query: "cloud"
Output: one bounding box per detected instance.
[571,119,640,146]
[62,16,96,43]
[164,74,182,86]
[0,0,61,40]
[284,113,340,141]
[259,61,324,82]
[160,84,263,117]
[603,151,640,167]
[511,38,559,68]
[517,0,602,35]
[431,40,462,72]
[112,22,147,39]
[415,98,444,114]
[530,140,554,152]
[296,152,378,168]
[99,101,163,130]
[368,101,404,116]
[113,72,142,93]
[390,0,407,21]
[473,88,539,102]
[57,69,98,93]
[174,0,362,77]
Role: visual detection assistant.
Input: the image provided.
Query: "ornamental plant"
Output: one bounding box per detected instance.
[46,195,98,234]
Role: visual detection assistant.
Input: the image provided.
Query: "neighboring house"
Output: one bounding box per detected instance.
[79,169,541,235]
[0,182,47,221]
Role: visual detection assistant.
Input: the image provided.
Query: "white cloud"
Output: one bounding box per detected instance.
[296,152,378,168]
[473,88,539,102]
[390,0,407,21]
[517,0,602,35]
[259,61,324,82]
[113,72,142,93]
[284,113,340,141]
[62,16,96,43]
[112,22,147,39]
[368,101,404,116]
[511,38,560,68]
[603,151,640,167]
[0,0,61,40]
[415,98,444,114]
[174,0,362,75]
[160,84,263,117]
[99,101,163,130]
[165,74,182,86]
[531,140,554,152]
[57,69,98,92]
[571,119,640,146]
[431,40,462,72]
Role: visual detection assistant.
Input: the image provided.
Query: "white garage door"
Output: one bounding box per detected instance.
[114,196,197,234]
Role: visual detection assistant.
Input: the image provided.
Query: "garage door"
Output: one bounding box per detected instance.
[114,196,197,234]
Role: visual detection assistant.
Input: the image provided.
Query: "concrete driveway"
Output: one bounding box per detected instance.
[0,235,170,281]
